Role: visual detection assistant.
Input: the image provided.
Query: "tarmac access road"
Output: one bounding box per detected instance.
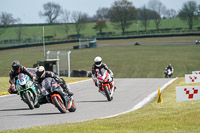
[0,78,173,131]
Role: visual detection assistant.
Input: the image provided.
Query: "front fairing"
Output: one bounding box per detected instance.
[97,70,112,84]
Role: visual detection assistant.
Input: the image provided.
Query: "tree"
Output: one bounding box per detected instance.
[60,10,71,38]
[178,1,199,30]
[93,20,107,35]
[109,0,137,34]
[96,7,109,21]
[71,11,88,37]
[165,9,177,19]
[39,2,62,23]
[14,18,24,41]
[148,0,167,31]
[0,12,16,36]
[137,5,153,32]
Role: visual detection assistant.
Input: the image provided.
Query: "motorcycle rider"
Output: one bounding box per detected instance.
[164,64,174,77]
[91,56,116,90]
[35,66,73,96]
[8,61,34,94]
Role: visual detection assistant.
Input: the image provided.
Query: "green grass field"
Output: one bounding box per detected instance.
[0,18,199,41]
[0,36,200,78]
[2,77,200,133]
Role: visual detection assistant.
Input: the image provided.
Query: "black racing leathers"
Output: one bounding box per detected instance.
[35,71,73,96]
[35,71,61,85]
[9,66,33,85]
[92,63,113,77]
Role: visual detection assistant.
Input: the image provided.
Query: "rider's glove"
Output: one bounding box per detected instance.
[11,84,15,88]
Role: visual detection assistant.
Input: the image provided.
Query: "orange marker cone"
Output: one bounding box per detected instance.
[157,88,163,104]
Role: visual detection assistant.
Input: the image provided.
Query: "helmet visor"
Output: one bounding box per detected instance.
[95,61,101,66]
[12,66,19,72]
[36,71,44,78]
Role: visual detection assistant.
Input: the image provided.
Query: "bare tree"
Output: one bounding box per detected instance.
[39,2,62,23]
[60,10,71,38]
[71,11,88,37]
[165,9,177,18]
[93,20,108,35]
[148,0,167,31]
[14,18,24,41]
[178,1,199,30]
[96,7,109,21]
[137,5,151,32]
[109,0,137,34]
[0,12,16,36]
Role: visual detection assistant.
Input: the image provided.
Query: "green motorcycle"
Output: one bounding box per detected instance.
[16,73,40,109]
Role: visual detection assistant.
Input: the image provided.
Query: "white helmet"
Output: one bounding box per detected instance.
[94,56,102,67]
[36,66,45,78]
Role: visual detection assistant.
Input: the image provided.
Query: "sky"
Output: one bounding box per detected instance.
[0,0,199,24]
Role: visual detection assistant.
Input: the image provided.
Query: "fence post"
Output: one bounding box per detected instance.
[68,51,71,77]
[46,51,50,59]
[57,51,60,76]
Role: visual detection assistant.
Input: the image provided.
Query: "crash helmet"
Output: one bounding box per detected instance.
[94,56,102,67]
[36,66,45,78]
[12,61,20,73]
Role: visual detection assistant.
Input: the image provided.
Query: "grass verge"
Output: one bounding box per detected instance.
[2,77,200,133]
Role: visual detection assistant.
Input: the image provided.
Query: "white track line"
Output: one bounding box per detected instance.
[100,77,178,119]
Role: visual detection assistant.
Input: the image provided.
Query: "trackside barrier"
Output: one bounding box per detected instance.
[176,71,200,102]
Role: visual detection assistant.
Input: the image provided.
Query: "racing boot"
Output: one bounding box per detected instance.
[110,82,116,91]
[61,83,73,96]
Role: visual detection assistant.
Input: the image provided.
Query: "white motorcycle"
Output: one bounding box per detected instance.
[164,68,172,78]
[95,70,115,101]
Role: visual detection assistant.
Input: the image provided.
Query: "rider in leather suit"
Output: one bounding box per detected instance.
[8,61,34,94]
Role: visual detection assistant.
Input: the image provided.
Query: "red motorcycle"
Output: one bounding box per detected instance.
[96,70,115,101]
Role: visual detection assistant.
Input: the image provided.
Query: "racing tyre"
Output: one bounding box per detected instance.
[68,102,76,112]
[24,92,34,109]
[104,85,112,101]
[52,96,67,113]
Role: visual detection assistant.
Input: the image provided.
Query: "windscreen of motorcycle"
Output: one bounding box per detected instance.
[18,73,27,85]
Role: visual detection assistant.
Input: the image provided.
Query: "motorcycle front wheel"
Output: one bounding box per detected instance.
[24,92,34,109]
[104,85,112,101]
[52,96,67,113]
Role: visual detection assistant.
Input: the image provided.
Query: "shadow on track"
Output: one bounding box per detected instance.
[0,108,29,111]
[18,112,63,116]
[77,100,108,103]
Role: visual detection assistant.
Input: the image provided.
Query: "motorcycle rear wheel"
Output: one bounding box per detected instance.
[68,102,76,112]
[24,92,34,109]
[52,96,67,113]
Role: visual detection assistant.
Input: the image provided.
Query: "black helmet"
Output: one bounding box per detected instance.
[12,61,20,73]
[36,66,45,78]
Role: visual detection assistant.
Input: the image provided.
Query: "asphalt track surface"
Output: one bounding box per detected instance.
[0,78,173,131]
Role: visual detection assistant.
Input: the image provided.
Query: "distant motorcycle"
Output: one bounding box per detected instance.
[96,70,115,101]
[164,68,172,78]
[16,73,39,109]
[38,77,76,113]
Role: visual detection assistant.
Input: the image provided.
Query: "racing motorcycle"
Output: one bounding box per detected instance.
[96,70,115,101]
[164,68,172,78]
[38,77,76,113]
[16,73,39,109]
